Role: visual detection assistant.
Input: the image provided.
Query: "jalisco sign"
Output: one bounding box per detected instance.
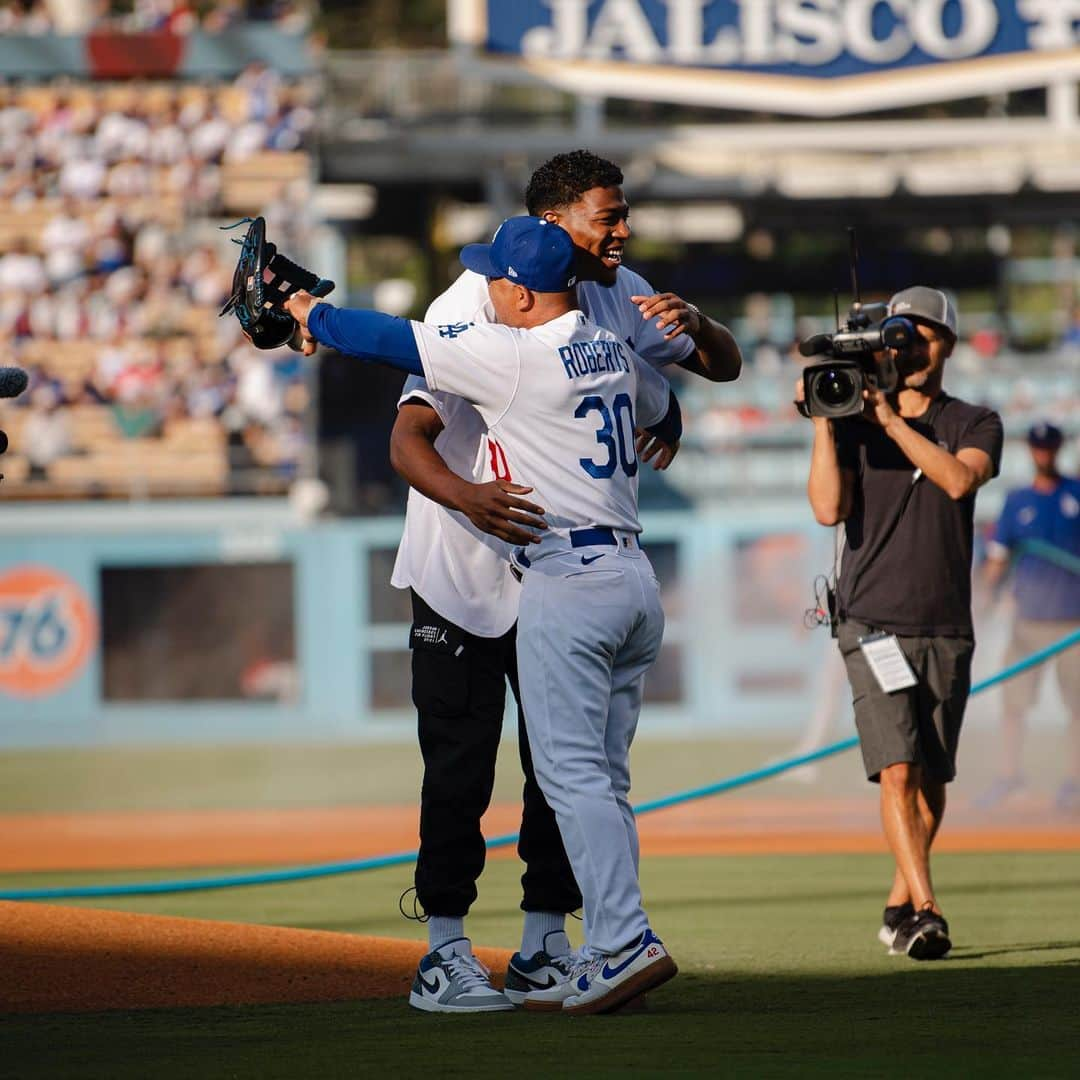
[450,1,1080,115]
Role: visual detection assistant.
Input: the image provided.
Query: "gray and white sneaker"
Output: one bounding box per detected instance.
[505,931,582,1009]
[408,937,515,1013]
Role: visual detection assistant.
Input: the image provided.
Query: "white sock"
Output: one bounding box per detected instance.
[520,912,567,959]
[428,917,465,953]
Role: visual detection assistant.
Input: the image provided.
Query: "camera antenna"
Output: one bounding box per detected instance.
[847,225,861,308]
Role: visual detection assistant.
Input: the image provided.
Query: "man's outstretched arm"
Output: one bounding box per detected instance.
[285,292,423,373]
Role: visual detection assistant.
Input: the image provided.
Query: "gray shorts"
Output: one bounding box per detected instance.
[837,620,974,784]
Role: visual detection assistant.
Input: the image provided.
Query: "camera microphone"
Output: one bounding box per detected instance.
[0,366,29,399]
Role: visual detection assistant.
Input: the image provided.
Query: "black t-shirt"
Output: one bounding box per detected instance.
[834,393,1003,637]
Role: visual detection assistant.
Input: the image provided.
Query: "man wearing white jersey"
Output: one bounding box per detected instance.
[387,152,742,1012]
[285,216,683,1015]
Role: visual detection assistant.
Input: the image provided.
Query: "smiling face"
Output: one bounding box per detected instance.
[541,186,630,287]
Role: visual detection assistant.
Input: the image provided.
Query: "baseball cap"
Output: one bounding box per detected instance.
[460,216,577,293]
[887,286,958,338]
[1027,422,1063,449]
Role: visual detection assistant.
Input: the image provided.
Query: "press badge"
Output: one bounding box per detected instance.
[858,631,917,694]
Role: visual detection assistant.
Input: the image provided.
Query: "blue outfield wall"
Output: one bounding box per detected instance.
[0,496,995,749]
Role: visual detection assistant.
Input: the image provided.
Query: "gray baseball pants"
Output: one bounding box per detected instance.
[514,537,664,956]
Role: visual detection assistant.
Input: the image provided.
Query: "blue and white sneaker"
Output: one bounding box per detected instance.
[505,931,582,1010]
[408,937,515,1014]
[562,928,677,1016]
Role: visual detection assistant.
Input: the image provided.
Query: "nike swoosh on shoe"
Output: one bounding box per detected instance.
[515,972,558,991]
[601,940,652,980]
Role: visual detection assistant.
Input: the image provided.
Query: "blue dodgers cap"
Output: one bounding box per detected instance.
[1027,422,1063,449]
[460,216,578,293]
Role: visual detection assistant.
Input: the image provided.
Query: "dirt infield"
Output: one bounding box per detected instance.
[0,901,513,1014]
[1,797,1078,873]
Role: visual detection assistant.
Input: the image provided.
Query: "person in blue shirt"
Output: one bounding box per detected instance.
[979,422,1080,814]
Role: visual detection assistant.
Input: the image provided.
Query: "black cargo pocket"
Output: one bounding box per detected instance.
[410,619,469,715]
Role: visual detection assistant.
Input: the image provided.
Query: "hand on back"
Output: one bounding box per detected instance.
[458,480,549,545]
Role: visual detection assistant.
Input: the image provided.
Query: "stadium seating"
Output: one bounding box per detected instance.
[1,71,315,501]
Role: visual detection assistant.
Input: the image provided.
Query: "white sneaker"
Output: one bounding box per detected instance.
[504,931,584,1009]
[562,928,677,1016]
[408,937,515,1014]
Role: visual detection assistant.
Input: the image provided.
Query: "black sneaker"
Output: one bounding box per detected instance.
[891,910,951,960]
[878,902,915,949]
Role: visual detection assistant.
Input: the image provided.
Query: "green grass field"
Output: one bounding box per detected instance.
[3,734,1079,1076]
[4,850,1080,1078]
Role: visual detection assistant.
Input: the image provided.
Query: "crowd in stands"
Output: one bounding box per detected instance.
[0,1,313,35]
[0,68,318,497]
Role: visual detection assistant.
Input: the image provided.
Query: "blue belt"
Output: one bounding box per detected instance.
[513,527,619,580]
[570,527,617,548]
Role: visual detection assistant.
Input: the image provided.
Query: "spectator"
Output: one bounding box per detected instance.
[0,238,47,294]
[40,197,91,285]
[21,385,71,480]
[978,422,1080,814]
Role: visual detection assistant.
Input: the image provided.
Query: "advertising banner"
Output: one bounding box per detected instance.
[451,1,1080,114]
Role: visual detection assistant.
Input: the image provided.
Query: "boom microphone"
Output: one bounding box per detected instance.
[0,367,29,399]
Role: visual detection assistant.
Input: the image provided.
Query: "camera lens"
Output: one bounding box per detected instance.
[802,362,864,417]
[815,368,856,408]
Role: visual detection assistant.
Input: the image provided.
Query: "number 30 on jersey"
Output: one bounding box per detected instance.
[577,392,637,479]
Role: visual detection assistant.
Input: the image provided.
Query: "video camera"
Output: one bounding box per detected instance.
[797,231,916,419]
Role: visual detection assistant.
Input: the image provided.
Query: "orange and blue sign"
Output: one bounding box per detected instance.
[0,565,96,698]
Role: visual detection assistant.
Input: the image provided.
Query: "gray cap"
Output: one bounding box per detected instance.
[887,286,958,338]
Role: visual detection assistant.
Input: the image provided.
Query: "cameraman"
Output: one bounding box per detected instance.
[800,287,1003,960]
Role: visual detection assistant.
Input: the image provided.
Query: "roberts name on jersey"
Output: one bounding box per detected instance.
[559,338,631,379]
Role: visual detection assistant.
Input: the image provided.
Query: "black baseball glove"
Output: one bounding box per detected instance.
[219,216,335,350]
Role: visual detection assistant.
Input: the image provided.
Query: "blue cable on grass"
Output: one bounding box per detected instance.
[3,627,1078,902]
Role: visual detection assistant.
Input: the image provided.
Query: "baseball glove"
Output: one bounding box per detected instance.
[219,216,335,350]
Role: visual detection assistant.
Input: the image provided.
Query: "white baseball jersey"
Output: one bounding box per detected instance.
[390,268,692,636]
[411,311,671,547]
[389,285,521,636]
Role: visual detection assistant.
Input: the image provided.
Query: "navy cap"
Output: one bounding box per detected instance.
[460,216,577,293]
[1027,422,1063,449]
